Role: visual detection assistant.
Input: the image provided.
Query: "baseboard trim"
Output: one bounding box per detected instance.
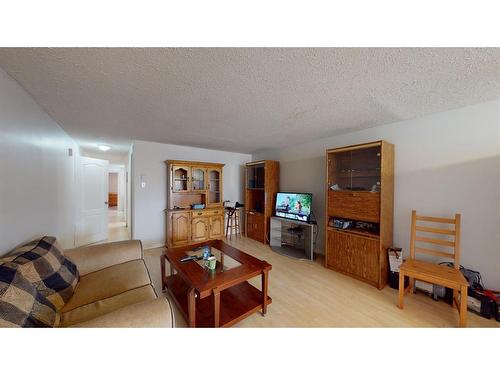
[142,242,165,250]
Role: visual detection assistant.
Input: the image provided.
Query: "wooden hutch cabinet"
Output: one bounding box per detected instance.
[325,141,394,289]
[245,160,279,244]
[165,160,225,247]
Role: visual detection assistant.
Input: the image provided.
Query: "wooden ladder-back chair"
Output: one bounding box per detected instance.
[398,210,469,327]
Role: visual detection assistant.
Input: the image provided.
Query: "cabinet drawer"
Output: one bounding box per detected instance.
[191,217,209,242]
[328,191,380,223]
[191,209,222,218]
[327,229,379,284]
[209,215,224,238]
[246,212,264,241]
[170,212,190,246]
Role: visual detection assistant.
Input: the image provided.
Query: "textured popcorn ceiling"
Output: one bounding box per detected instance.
[0,48,499,154]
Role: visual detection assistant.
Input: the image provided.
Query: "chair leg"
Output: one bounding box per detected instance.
[235,211,241,238]
[233,214,236,239]
[409,277,415,293]
[398,270,405,309]
[225,214,230,239]
[459,285,468,328]
[453,289,459,309]
[229,214,233,240]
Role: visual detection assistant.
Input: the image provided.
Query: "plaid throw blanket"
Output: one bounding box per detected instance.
[1,236,79,311]
[0,264,59,327]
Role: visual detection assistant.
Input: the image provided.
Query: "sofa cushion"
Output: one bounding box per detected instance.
[70,297,174,328]
[64,240,143,276]
[61,259,152,313]
[59,285,157,327]
[1,237,79,310]
[0,264,59,327]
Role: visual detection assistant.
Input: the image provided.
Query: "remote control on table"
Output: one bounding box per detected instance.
[180,255,203,263]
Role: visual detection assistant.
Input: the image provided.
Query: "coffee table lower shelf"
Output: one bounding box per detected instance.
[165,274,272,328]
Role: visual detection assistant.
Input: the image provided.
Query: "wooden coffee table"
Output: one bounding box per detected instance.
[161,240,272,328]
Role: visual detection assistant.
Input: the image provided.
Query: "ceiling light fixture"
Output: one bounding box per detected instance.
[98,145,111,151]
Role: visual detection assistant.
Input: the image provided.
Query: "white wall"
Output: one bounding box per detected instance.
[254,99,500,288]
[132,140,252,248]
[108,172,118,193]
[83,150,128,166]
[0,66,79,253]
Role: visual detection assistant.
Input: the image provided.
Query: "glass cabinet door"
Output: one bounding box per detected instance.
[191,167,206,191]
[172,166,190,192]
[328,146,381,192]
[207,169,222,205]
[246,163,265,189]
[349,146,381,192]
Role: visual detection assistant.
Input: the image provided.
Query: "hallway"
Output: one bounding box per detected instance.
[106,207,130,242]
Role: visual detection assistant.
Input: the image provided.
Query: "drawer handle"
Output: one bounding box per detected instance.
[197,212,202,216]
[214,211,219,214]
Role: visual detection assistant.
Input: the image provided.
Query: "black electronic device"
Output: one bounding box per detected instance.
[180,255,203,263]
[467,289,495,319]
[329,218,353,230]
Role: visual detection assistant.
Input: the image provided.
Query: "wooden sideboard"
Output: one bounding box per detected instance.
[108,192,118,207]
[165,160,225,248]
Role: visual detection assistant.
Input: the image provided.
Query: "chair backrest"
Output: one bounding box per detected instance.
[409,210,461,269]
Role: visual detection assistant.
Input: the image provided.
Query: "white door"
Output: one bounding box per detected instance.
[76,157,109,246]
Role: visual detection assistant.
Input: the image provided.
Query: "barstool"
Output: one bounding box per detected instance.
[225,202,244,239]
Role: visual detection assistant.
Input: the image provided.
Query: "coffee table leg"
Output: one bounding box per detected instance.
[161,255,166,291]
[169,262,175,276]
[213,289,221,328]
[188,288,196,328]
[261,269,269,316]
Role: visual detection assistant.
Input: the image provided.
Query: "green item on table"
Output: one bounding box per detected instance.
[207,256,216,270]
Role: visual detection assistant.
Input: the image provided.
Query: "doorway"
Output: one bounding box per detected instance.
[76,156,131,247]
[107,165,129,242]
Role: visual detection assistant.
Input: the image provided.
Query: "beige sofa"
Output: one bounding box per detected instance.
[61,240,173,328]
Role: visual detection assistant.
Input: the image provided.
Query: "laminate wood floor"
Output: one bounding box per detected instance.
[144,236,499,328]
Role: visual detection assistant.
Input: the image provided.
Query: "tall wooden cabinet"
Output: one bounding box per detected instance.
[245,160,279,244]
[325,141,394,289]
[165,160,225,247]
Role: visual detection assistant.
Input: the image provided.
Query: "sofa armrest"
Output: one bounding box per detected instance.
[69,298,174,328]
[64,240,143,276]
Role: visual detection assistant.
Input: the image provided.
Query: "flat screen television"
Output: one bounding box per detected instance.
[275,192,312,223]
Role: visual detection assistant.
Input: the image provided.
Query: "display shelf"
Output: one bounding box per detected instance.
[245,161,279,244]
[325,141,394,289]
[327,226,380,239]
[166,160,224,247]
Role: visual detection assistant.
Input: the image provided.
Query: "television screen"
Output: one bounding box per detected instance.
[275,192,312,222]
